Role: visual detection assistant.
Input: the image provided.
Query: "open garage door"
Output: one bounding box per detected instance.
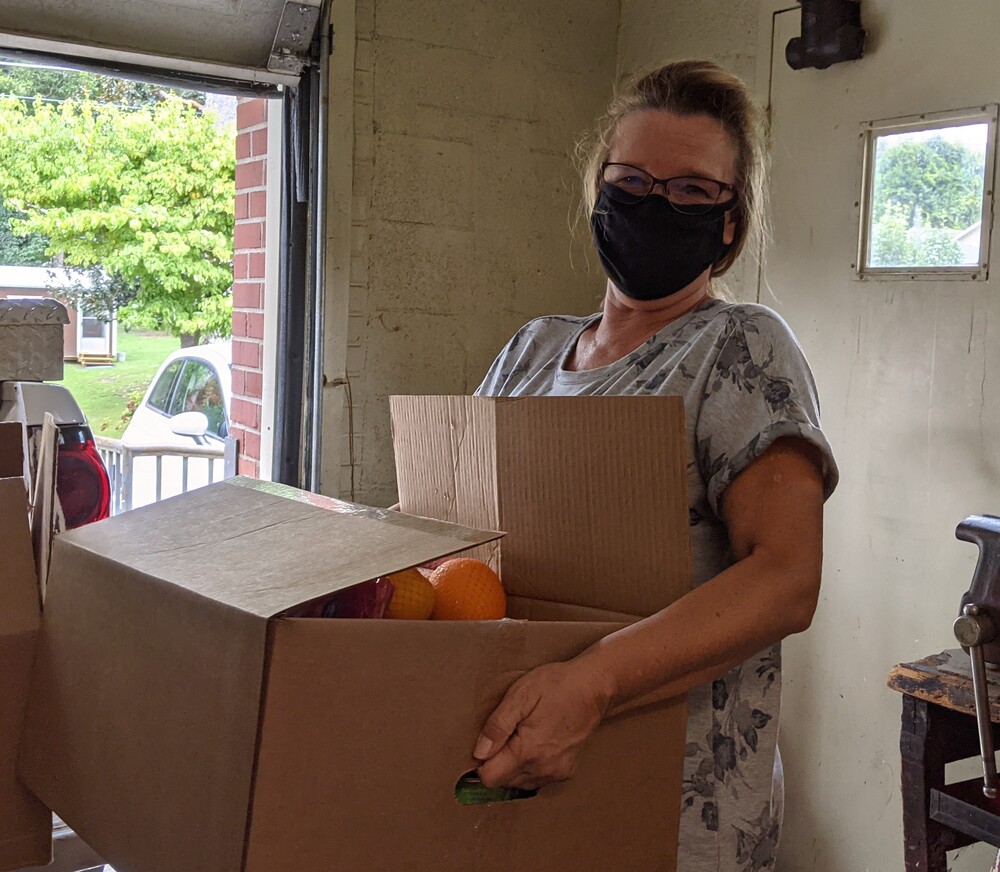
[0,1,328,490]
[0,0,320,92]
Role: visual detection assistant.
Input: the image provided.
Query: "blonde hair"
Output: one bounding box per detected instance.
[578,59,770,282]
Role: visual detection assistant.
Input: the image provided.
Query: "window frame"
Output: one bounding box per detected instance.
[855,104,999,282]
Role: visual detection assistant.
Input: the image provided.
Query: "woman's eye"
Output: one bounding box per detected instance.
[673,180,718,201]
[617,175,647,190]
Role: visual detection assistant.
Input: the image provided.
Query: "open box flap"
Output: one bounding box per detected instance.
[392,396,691,617]
[54,476,503,618]
[391,395,500,537]
[494,396,690,617]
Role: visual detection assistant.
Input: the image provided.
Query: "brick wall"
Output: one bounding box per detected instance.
[231,97,268,478]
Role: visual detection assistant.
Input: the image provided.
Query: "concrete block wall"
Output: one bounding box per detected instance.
[231,97,269,478]
[328,0,619,505]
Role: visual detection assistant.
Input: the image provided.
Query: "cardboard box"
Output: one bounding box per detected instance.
[20,396,692,872]
[0,422,52,870]
[0,299,68,382]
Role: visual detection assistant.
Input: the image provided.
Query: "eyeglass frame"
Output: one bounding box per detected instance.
[599,162,739,212]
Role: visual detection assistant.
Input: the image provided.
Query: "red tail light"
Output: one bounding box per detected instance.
[56,425,111,528]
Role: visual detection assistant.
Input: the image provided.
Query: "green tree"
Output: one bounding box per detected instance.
[869,203,911,267]
[870,202,964,268]
[60,266,141,324]
[0,201,50,265]
[0,96,235,344]
[872,136,984,230]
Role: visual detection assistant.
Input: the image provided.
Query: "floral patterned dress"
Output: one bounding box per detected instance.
[475,298,839,871]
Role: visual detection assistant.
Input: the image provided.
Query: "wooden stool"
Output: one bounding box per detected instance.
[888,650,1000,870]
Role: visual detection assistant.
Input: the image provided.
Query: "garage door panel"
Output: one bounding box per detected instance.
[0,0,319,83]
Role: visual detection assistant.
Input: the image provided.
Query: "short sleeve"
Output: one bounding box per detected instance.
[694,307,839,516]
[474,333,517,397]
[473,316,578,397]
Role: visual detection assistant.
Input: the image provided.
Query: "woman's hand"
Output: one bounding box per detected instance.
[473,658,615,790]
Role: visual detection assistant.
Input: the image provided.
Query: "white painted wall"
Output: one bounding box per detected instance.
[761,3,1000,869]
[618,0,758,86]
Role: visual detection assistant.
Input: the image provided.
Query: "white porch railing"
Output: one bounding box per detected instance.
[95,436,238,515]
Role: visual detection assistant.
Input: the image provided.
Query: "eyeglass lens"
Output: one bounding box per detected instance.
[602,164,732,212]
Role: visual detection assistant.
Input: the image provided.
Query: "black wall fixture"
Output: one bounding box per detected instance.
[786,0,866,70]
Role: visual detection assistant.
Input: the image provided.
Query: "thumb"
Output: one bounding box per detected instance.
[473,690,531,761]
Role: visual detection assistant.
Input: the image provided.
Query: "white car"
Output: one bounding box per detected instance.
[121,342,232,509]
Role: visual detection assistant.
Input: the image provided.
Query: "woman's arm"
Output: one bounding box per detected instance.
[473,437,826,789]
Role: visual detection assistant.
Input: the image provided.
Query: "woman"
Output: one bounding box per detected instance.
[470,60,838,870]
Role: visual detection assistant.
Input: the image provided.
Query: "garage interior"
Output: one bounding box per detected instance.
[2,1,1000,870]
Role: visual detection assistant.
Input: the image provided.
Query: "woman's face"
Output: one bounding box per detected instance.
[607,108,740,248]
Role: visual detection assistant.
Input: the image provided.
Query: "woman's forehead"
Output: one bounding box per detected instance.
[609,109,738,182]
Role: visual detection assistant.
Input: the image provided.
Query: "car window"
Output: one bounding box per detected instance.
[147,360,183,413]
[168,360,228,439]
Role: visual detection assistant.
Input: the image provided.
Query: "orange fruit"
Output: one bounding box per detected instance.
[428,558,506,621]
[383,568,436,620]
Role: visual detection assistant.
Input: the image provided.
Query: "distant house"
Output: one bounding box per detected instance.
[956,220,982,265]
[0,265,117,362]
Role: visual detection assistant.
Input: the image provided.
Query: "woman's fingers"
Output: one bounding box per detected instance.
[473,681,537,761]
[478,742,573,790]
[476,743,523,787]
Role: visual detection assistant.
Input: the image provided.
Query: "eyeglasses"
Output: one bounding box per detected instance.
[600,162,738,214]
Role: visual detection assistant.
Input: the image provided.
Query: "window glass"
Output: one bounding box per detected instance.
[866,122,988,270]
[168,360,227,438]
[81,316,107,339]
[147,360,183,413]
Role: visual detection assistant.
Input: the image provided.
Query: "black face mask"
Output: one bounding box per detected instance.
[590,187,733,301]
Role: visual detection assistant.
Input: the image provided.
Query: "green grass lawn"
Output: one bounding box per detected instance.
[59,331,180,437]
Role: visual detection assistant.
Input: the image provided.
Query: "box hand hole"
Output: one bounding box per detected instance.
[454,770,537,806]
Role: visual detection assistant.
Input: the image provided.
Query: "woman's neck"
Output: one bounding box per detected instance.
[567,279,712,372]
[593,279,711,348]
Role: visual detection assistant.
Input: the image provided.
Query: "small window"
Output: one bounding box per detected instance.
[857,106,997,280]
[147,360,183,413]
[81,316,108,339]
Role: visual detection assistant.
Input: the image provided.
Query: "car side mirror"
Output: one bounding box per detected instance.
[169,411,209,439]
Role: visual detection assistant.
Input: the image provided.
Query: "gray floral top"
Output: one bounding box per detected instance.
[475,298,839,872]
